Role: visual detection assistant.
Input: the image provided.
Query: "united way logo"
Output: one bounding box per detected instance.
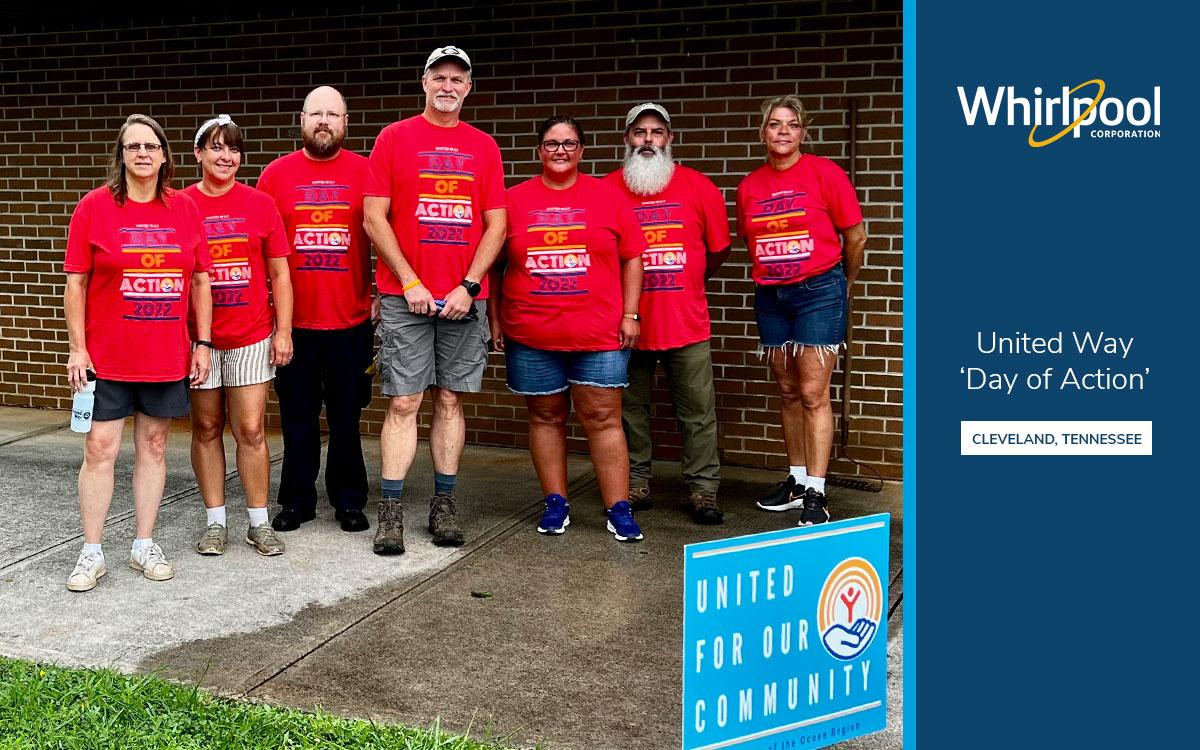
[818,557,883,661]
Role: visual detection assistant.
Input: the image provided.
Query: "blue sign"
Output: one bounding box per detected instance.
[683,514,889,750]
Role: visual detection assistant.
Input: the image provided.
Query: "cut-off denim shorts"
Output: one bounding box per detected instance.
[505,340,631,396]
[754,263,848,349]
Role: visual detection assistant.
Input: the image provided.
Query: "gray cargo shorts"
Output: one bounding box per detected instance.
[378,294,488,396]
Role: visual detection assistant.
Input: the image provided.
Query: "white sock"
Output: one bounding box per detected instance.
[808,476,826,494]
[82,543,103,556]
[789,465,808,486]
[131,538,153,553]
[247,507,269,528]
[206,505,227,527]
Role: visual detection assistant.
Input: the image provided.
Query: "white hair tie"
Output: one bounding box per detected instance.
[194,114,234,148]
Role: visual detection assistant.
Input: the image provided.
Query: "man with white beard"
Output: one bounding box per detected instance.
[603,103,732,524]
[363,46,506,553]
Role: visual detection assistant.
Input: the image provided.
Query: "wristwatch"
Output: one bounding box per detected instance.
[460,278,482,297]
[623,313,641,322]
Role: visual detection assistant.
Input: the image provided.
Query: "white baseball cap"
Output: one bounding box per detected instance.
[624,102,671,130]
[424,45,472,73]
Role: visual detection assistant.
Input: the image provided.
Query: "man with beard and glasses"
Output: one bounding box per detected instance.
[257,86,375,534]
[363,46,505,554]
[603,102,732,524]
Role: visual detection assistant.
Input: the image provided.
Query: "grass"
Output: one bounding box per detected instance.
[0,658,518,749]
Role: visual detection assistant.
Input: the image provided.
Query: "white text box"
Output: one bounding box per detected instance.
[961,421,1152,455]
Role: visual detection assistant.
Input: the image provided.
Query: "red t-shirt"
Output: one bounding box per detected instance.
[256,149,372,330]
[500,175,647,351]
[183,183,290,350]
[736,154,863,285]
[603,165,730,350]
[64,187,211,382]
[364,116,506,300]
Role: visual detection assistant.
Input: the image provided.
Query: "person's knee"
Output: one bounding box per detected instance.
[799,380,831,412]
[231,419,266,450]
[192,413,225,444]
[431,387,462,418]
[528,401,567,428]
[387,393,423,420]
[138,428,170,464]
[83,431,121,468]
[576,398,621,430]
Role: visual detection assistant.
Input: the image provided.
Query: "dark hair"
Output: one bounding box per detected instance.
[536,115,586,146]
[106,114,174,206]
[196,122,247,157]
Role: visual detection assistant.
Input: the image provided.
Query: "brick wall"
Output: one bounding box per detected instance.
[0,0,903,478]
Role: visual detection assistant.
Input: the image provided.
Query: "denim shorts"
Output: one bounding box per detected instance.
[754,264,848,348]
[504,341,631,396]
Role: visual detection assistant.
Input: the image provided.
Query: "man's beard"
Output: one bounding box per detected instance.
[623,144,675,196]
[303,126,344,158]
[431,92,462,114]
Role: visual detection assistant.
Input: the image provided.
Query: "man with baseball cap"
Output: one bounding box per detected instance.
[603,102,732,524]
[363,45,506,554]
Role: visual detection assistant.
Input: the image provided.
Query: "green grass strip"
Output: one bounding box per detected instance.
[0,658,518,749]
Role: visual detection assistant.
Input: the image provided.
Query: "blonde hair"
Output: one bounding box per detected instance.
[758,95,813,139]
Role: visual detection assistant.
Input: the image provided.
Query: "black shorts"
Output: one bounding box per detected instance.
[93,377,191,421]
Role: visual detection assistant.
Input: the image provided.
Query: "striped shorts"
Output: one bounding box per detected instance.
[194,335,275,390]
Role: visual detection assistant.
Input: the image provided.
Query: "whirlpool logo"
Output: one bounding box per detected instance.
[957,80,1162,146]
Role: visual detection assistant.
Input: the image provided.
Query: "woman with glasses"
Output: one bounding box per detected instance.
[64,114,213,591]
[488,115,647,542]
[737,96,867,526]
[184,116,293,557]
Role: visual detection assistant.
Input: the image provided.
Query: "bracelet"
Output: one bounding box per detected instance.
[623,313,641,322]
[402,279,423,292]
[195,340,215,349]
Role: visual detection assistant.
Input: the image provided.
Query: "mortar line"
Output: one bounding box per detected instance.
[239,471,601,698]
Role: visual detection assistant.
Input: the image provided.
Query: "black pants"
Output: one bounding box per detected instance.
[274,321,374,512]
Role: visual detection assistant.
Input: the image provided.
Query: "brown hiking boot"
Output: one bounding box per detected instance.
[428,492,464,547]
[629,484,652,511]
[684,490,724,525]
[373,498,405,555]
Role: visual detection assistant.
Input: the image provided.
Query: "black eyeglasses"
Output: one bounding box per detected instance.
[123,142,163,153]
[541,139,581,153]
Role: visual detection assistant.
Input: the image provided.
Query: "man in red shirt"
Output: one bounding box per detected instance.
[603,103,732,524]
[364,46,506,554]
[258,86,375,534]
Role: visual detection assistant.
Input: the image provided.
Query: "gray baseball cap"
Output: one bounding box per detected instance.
[624,102,671,130]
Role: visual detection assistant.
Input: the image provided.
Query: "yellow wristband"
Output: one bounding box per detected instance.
[402,279,423,292]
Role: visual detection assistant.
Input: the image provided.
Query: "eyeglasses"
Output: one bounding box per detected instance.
[541,139,581,153]
[123,142,163,153]
[206,144,242,155]
[304,111,346,121]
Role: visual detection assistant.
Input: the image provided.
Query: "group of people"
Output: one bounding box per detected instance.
[62,45,866,593]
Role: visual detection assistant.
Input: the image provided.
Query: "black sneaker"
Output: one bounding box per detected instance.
[798,488,830,526]
[755,475,804,511]
[335,508,370,532]
[271,506,316,532]
[428,493,465,547]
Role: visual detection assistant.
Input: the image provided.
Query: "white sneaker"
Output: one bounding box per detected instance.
[128,543,174,581]
[66,551,106,592]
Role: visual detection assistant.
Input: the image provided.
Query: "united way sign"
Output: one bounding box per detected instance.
[683,515,890,750]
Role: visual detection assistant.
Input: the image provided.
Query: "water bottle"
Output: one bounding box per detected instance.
[71,373,96,433]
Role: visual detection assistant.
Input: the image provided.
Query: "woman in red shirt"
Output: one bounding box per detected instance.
[64,114,213,591]
[736,96,868,526]
[185,116,293,558]
[489,116,648,542]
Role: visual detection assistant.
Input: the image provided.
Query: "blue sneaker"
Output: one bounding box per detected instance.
[605,500,644,542]
[537,494,570,535]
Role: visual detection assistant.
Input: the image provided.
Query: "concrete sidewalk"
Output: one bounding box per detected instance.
[0,405,902,749]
